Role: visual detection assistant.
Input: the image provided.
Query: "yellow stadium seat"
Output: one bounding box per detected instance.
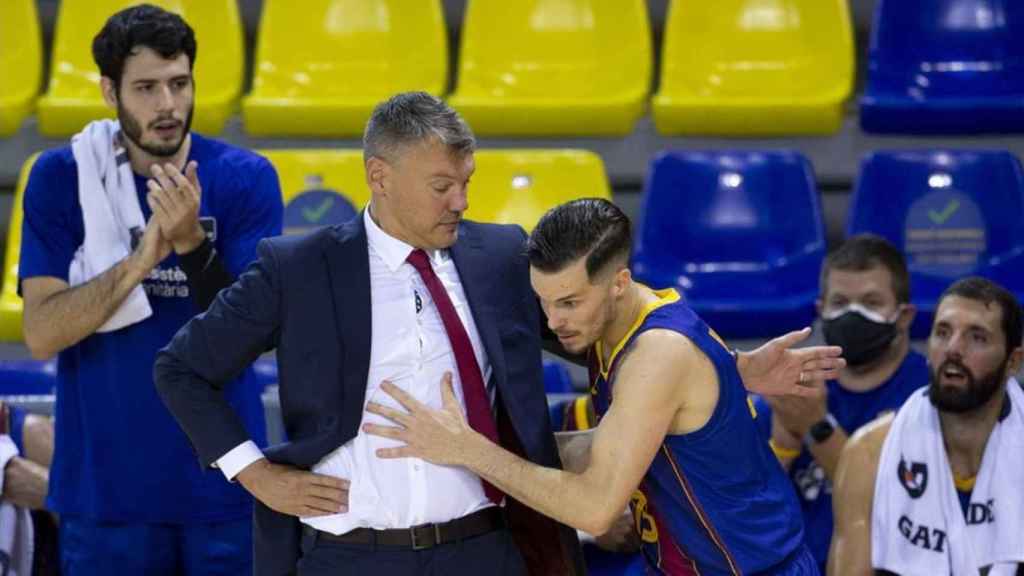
[260,149,610,234]
[242,0,448,137]
[36,0,243,137]
[466,150,610,231]
[449,0,652,137]
[652,0,854,136]
[0,155,38,342]
[0,0,42,136]
[259,150,369,235]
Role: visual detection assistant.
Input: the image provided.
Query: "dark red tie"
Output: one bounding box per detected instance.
[406,249,503,504]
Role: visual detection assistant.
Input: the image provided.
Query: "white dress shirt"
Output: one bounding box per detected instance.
[217,208,495,534]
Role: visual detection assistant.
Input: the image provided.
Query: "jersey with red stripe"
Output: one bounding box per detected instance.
[589,290,805,575]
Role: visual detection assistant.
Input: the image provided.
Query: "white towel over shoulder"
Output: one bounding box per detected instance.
[872,382,1024,575]
[69,119,152,332]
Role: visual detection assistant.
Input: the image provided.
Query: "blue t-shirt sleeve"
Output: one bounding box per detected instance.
[219,157,283,277]
[19,151,81,288]
[751,394,772,440]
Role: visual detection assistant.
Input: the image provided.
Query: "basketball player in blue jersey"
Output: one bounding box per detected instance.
[364,198,842,575]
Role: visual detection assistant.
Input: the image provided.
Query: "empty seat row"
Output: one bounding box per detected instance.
[7,0,1022,138]
[5,145,1020,342]
[0,148,610,341]
[633,149,1024,338]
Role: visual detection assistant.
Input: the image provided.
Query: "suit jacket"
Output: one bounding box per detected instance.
[155,216,585,576]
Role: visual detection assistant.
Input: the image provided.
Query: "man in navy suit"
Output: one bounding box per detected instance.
[154,92,842,575]
[155,92,584,575]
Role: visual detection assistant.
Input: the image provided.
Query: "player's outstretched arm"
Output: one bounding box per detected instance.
[828,414,892,576]
[364,329,695,536]
[736,327,845,398]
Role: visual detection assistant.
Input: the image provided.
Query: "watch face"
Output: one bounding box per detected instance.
[810,419,835,443]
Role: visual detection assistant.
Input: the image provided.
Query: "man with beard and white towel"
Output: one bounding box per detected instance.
[17,5,282,574]
[830,277,1024,576]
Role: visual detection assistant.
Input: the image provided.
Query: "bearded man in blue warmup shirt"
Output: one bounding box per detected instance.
[18,5,282,574]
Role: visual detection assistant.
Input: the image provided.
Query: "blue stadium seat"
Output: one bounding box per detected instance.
[848,150,1024,336]
[543,359,575,394]
[252,356,280,390]
[0,359,57,396]
[861,0,1024,134]
[632,151,825,338]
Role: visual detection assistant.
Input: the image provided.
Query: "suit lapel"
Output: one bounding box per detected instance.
[324,217,372,439]
[450,224,507,395]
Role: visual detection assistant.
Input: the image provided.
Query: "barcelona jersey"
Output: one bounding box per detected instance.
[589,288,807,575]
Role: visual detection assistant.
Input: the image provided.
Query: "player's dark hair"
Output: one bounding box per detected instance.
[527,198,631,281]
[938,277,1022,355]
[92,4,197,91]
[821,233,910,303]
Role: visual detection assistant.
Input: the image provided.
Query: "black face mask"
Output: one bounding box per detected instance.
[822,306,899,368]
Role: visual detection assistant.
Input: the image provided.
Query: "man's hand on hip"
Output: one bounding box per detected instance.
[235,459,349,518]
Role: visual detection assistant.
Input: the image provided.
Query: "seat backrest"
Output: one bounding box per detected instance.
[261,149,610,235]
[0,360,56,396]
[251,0,447,99]
[259,150,367,235]
[44,0,243,123]
[849,150,1024,281]
[456,0,650,98]
[660,0,853,97]
[868,0,1024,95]
[542,359,575,394]
[634,151,824,274]
[466,150,611,232]
[0,0,42,132]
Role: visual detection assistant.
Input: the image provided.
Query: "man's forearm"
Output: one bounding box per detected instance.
[463,431,621,535]
[25,253,151,357]
[2,456,48,510]
[808,429,848,481]
[22,414,54,469]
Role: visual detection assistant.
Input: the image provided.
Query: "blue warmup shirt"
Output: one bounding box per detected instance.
[18,133,283,523]
[753,350,928,570]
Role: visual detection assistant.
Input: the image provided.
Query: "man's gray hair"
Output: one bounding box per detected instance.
[363,92,476,163]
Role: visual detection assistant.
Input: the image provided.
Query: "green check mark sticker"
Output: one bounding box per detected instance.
[302,196,335,223]
[928,199,960,225]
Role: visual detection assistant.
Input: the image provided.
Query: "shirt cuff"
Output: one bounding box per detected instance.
[215,440,264,482]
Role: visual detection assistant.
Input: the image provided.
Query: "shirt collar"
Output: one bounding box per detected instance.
[364,206,446,273]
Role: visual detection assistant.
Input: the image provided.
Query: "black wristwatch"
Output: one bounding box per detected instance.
[806,414,839,445]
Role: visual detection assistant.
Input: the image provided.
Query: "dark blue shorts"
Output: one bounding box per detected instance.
[59,515,251,576]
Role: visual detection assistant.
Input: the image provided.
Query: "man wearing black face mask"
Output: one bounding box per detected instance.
[752,234,929,574]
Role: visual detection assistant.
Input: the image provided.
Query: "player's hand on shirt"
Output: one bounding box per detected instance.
[764,382,829,439]
[235,459,350,518]
[134,217,173,271]
[146,160,206,255]
[737,327,844,398]
[363,374,475,467]
[592,510,642,553]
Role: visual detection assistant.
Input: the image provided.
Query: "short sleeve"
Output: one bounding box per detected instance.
[19,150,82,290]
